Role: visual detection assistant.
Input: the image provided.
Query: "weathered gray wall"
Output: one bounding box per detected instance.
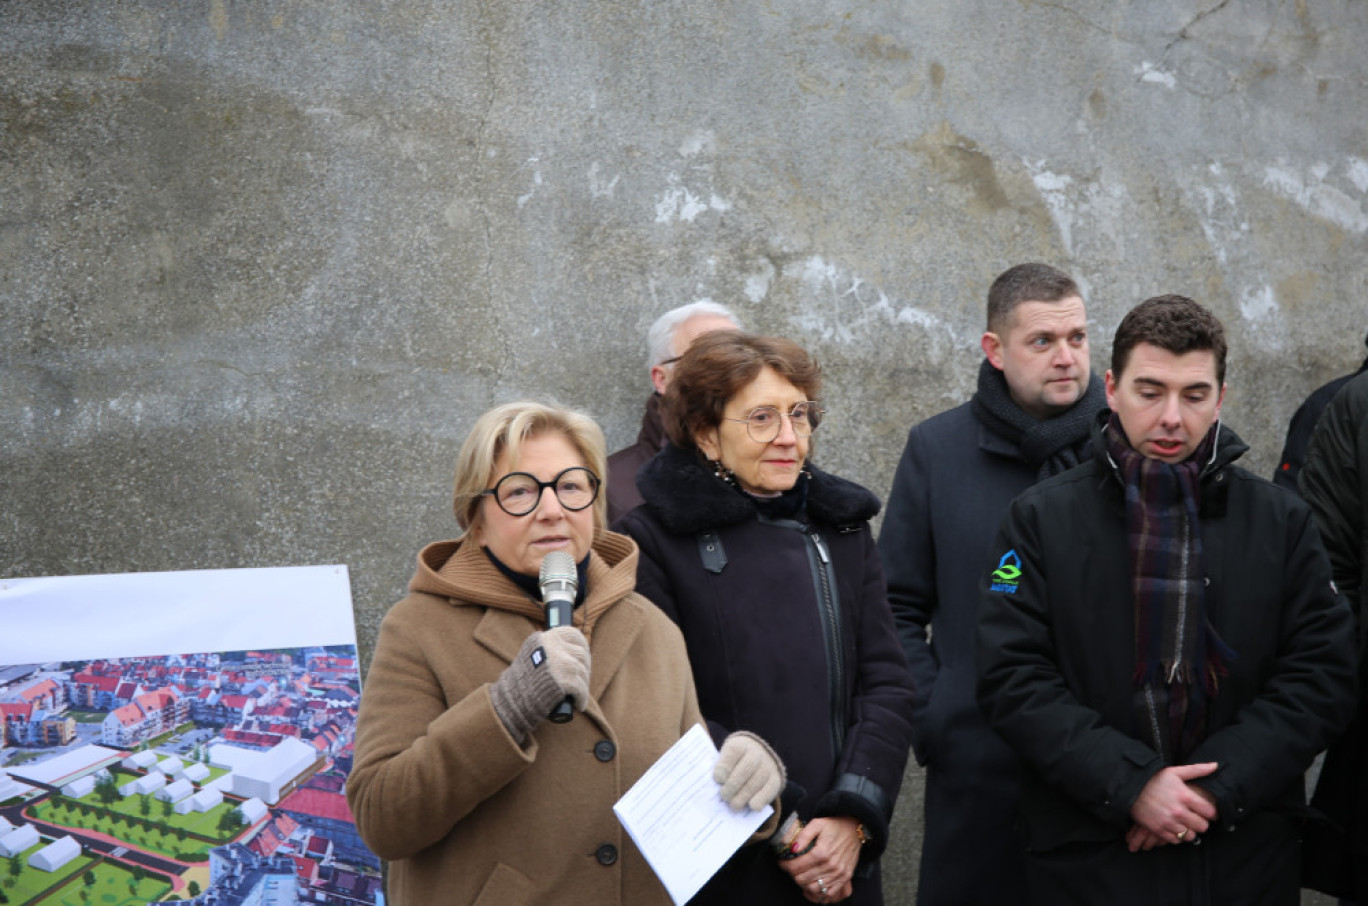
[3,1,1364,900]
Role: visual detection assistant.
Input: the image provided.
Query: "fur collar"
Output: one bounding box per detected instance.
[635,442,880,534]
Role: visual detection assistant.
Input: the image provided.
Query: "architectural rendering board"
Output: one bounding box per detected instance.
[0,565,382,905]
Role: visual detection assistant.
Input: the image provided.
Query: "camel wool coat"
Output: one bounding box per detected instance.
[348,529,705,906]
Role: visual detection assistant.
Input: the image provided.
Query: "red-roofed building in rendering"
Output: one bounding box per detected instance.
[279,787,375,869]
[100,686,188,747]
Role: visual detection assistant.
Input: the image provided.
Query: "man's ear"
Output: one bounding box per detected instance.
[981,331,1006,371]
[650,365,670,395]
[1214,383,1227,420]
[1105,369,1118,410]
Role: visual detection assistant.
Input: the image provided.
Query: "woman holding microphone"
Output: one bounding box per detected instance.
[349,401,784,905]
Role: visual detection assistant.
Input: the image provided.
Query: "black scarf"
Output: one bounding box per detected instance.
[1104,413,1233,763]
[970,359,1106,480]
[483,548,590,607]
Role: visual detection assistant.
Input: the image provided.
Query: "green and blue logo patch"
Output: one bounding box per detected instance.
[990,549,1022,594]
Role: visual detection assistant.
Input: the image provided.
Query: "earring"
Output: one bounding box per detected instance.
[710,458,737,486]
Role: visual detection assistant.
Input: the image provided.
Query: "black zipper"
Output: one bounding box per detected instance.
[805,527,846,761]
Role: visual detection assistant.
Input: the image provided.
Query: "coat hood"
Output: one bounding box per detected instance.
[635,441,880,534]
[408,529,641,637]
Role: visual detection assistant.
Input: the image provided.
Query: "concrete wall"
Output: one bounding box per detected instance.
[3,2,1364,899]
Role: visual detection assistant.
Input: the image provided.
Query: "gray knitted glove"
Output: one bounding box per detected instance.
[489,627,591,745]
[715,730,786,812]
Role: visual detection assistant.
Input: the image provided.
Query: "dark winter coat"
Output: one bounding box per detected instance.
[1272,344,1368,493]
[615,442,915,906]
[876,401,1050,903]
[977,417,1357,906]
[606,394,665,524]
[1299,370,1368,898]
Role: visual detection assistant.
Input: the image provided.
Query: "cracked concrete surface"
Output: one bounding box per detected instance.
[1,2,1363,901]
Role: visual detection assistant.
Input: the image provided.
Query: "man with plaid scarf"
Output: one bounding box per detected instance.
[976,295,1356,905]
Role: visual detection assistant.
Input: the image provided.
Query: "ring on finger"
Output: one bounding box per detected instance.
[817,877,828,895]
[1176,828,1187,841]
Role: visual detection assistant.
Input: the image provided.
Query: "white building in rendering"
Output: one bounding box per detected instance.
[239,797,269,825]
[30,835,80,872]
[122,751,158,771]
[120,771,166,797]
[0,771,27,801]
[157,778,194,804]
[0,823,40,857]
[61,775,96,798]
[175,787,224,815]
[209,737,317,805]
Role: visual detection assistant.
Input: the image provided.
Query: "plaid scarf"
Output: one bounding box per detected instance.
[1104,412,1233,763]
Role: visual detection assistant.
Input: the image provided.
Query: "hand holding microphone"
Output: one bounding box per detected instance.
[489,628,591,744]
[488,551,589,744]
[538,551,580,723]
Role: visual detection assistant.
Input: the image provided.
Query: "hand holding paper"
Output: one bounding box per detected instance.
[714,730,786,812]
[615,724,775,905]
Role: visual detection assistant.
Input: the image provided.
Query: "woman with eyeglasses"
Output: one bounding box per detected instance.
[615,333,915,906]
[349,401,784,906]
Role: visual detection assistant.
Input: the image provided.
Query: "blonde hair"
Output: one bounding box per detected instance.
[453,401,608,535]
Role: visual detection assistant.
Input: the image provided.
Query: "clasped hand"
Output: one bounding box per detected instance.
[779,816,862,903]
[1126,762,1219,852]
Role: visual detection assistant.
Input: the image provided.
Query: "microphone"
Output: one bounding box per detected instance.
[538,551,578,724]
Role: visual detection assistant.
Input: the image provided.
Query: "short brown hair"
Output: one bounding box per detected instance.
[1111,295,1227,385]
[987,263,1081,332]
[662,331,821,450]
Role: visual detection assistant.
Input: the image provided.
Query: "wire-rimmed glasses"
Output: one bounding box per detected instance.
[722,402,824,443]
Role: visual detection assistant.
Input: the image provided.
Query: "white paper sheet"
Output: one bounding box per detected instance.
[614,723,773,905]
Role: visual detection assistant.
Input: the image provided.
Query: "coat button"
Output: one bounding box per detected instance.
[594,740,616,762]
[596,843,618,865]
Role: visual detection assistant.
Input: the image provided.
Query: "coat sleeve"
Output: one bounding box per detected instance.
[1300,377,1368,608]
[876,425,940,766]
[1186,506,1358,826]
[815,530,916,860]
[976,496,1165,829]
[346,602,535,861]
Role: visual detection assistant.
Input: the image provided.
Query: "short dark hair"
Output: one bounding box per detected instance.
[662,331,821,449]
[986,263,1081,332]
[1111,295,1227,385]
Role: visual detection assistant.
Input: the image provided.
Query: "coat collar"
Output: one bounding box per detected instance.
[410,529,652,730]
[1089,409,1247,517]
[413,529,641,639]
[635,441,880,534]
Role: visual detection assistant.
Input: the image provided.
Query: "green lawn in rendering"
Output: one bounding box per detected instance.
[2,846,91,904]
[31,790,241,858]
[34,859,171,906]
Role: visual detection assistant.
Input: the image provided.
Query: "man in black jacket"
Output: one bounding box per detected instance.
[1299,369,1368,901]
[878,263,1105,904]
[977,295,1356,905]
[1272,330,1368,494]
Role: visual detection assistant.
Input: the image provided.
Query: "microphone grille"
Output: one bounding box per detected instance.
[539,550,578,589]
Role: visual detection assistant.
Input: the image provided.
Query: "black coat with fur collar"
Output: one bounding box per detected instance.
[615,442,915,906]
